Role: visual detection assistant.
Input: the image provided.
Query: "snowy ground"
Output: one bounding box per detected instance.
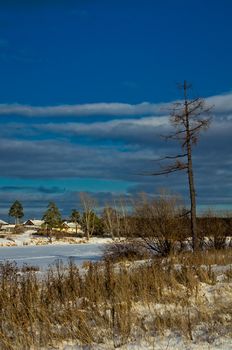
[49,278,232,350]
[0,230,114,247]
[56,335,232,350]
[0,239,112,269]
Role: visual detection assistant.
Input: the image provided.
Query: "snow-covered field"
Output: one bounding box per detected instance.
[0,241,109,269]
[0,229,115,268]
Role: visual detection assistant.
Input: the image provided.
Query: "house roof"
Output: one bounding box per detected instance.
[24,219,44,226]
[0,219,8,225]
[63,221,81,229]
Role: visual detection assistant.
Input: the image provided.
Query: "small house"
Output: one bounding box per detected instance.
[62,221,83,234]
[0,219,8,226]
[24,220,44,228]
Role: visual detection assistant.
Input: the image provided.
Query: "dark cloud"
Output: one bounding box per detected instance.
[0,188,128,221]
[0,185,65,194]
[0,127,230,215]
[37,186,66,194]
[0,138,156,181]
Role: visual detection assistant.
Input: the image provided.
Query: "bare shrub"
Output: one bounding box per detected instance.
[199,210,228,250]
[132,192,188,256]
[103,240,149,263]
[12,225,24,235]
[20,264,40,272]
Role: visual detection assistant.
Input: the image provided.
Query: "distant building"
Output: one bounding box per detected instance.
[0,220,11,233]
[62,221,83,234]
[1,224,15,233]
[0,219,8,226]
[24,220,44,228]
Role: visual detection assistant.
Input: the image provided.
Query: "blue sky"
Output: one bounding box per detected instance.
[0,0,231,219]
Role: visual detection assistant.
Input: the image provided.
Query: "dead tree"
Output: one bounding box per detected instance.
[79,192,97,240]
[152,81,212,251]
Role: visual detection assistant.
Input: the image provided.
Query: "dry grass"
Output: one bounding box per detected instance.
[0,249,231,349]
[168,248,232,266]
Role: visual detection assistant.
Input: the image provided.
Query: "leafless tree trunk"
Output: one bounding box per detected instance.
[151,81,212,251]
[79,192,97,240]
[183,82,197,250]
[103,205,116,239]
[118,197,133,238]
[103,198,130,240]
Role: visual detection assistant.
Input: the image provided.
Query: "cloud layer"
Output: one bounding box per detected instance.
[0,92,232,118]
[0,102,167,117]
[0,91,231,219]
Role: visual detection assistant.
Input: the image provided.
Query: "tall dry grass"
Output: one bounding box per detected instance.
[0,248,231,349]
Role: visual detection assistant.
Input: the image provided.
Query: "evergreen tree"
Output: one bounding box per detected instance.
[9,200,24,224]
[70,209,80,224]
[43,202,62,230]
[70,209,81,235]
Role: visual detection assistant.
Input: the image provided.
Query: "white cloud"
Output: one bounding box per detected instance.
[0,102,168,117]
[37,115,169,135]
[206,92,232,114]
[0,91,231,118]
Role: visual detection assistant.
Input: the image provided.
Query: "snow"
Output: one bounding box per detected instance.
[0,231,113,247]
[0,241,108,269]
[12,230,37,245]
[49,279,232,350]
[0,219,8,225]
[0,232,116,269]
[50,333,232,349]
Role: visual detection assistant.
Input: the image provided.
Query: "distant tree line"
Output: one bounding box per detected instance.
[6,192,232,253]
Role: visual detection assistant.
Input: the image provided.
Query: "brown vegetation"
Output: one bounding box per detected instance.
[0,248,231,349]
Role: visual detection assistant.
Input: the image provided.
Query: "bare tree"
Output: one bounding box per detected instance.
[117,197,132,238]
[102,198,131,240]
[152,81,212,251]
[102,206,117,239]
[79,192,97,240]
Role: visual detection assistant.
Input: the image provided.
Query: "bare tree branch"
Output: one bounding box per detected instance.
[152,154,188,162]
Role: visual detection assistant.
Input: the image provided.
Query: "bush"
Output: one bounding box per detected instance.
[103,241,149,262]
[132,193,188,256]
[198,212,228,250]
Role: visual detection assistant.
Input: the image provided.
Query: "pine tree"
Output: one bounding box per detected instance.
[9,200,24,224]
[70,209,81,235]
[70,209,80,224]
[43,202,62,230]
